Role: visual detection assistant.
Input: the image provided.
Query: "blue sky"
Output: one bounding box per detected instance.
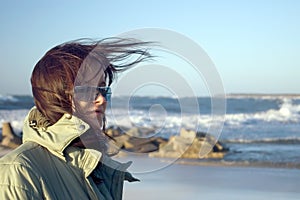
[0,0,299,96]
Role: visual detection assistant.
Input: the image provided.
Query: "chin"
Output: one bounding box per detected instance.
[93,115,105,130]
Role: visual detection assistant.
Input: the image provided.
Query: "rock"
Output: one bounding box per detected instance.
[106,126,125,137]
[106,126,168,153]
[113,134,131,148]
[150,128,228,159]
[149,135,192,158]
[126,127,156,137]
[106,126,228,158]
[180,128,196,140]
[1,122,21,149]
[123,137,167,153]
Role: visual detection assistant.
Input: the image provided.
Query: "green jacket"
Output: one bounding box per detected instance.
[0,108,137,200]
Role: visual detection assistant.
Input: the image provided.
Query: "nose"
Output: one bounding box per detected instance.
[94,94,106,105]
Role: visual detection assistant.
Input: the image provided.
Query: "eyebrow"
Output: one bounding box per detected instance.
[98,81,107,87]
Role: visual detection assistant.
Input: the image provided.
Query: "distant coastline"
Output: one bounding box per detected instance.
[1,93,300,99]
[225,93,300,98]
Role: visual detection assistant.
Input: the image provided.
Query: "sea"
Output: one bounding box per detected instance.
[1,94,300,169]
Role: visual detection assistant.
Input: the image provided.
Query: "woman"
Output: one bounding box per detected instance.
[0,38,152,199]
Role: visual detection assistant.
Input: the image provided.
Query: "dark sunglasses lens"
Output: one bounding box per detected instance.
[97,87,111,101]
[75,86,111,101]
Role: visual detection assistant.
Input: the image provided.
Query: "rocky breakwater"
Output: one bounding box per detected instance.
[106,126,228,159]
[0,122,228,160]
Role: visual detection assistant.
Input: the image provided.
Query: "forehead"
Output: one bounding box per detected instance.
[73,47,110,87]
[74,61,108,86]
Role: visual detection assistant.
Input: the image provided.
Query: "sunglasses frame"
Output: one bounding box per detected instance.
[74,86,112,102]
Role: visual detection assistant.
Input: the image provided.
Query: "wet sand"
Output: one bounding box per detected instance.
[122,156,300,200]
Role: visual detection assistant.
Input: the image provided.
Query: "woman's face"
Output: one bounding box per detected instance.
[73,74,109,130]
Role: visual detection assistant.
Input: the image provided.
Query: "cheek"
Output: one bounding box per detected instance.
[74,100,93,113]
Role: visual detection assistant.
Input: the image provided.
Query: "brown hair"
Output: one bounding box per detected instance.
[31,38,153,126]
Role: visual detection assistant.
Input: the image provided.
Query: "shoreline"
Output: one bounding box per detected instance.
[114,152,300,172]
[1,147,299,171]
[174,158,300,170]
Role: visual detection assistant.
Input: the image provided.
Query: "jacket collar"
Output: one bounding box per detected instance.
[22,108,111,177]
[22,108,137,180]
[64,146,102,177]
[23,107,95,159]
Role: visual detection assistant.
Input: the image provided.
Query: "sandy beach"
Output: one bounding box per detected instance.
[122,156,300,200]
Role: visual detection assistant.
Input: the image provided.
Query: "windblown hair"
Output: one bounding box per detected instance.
[30,38,153,126]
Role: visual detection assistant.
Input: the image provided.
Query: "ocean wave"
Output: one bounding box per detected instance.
[225,98,300,125]
[0,94,18,102]
[106,97,300,132]
[0,95,34,110]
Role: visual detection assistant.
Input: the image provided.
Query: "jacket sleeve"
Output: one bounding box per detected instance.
[0,163,43,200]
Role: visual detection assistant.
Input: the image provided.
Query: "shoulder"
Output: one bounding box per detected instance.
[0,141,42,178]
[0,141,40,165]
[0,142,44,199]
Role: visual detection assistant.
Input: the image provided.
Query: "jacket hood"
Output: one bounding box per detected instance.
[22,107,91,158]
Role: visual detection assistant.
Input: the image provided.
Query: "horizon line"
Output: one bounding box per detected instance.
[2,92,300,98]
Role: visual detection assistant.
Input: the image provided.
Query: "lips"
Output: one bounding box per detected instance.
[95,109,105,115]
[80,109,104,116]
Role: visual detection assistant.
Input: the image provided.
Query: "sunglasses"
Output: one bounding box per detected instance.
[74,86,112,102]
